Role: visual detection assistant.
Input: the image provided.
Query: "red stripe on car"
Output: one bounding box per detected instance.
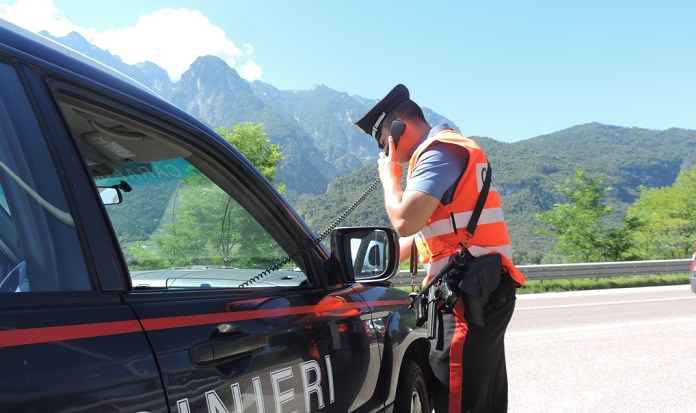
[0,299,409,348]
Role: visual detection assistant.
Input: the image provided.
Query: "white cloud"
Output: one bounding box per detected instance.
[0,0,83,35]
[0,1,262,82]
[238,60,263,83]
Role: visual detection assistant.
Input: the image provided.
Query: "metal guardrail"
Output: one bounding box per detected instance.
[391,258,692,287]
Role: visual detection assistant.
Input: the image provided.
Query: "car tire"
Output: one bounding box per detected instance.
[394,358,430,413]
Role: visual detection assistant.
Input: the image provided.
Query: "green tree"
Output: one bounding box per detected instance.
[129,123,285,269]
[626,165,696,259]
[215,124,284,192]
[535,168,637,263]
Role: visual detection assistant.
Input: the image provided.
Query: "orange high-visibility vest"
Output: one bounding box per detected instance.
[408,130,526,286]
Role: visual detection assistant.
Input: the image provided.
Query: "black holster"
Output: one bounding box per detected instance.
[410,252,503,342]
[456,253,502,329]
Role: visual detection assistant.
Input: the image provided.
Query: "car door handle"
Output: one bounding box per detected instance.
[191,335,267,365]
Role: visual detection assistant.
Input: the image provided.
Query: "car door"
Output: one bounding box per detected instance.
[0,59,168,412]
[46,77,388,412]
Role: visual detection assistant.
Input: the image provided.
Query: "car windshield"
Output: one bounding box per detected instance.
[94,157,304,289]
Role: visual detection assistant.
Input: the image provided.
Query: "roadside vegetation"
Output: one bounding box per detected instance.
[512,167,693,292]
[534,166,696,264]
[516,273,689,294]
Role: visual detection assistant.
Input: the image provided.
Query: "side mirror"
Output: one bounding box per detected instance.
[330,227,400,282]
[98,187,122,205]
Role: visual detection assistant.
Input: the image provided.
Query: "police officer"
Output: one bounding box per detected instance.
[355,84,526,413]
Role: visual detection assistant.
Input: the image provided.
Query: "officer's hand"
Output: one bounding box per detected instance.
[378,136,402,186]
[380,135,398,162]
[384,135,396,159]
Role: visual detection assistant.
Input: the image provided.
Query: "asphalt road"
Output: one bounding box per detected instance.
[506,285,696,413]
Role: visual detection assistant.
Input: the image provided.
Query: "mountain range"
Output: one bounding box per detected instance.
[43,31,696,263]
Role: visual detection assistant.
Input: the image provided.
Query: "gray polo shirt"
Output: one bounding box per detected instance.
[405,124,470,204]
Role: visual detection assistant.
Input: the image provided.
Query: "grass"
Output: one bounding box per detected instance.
[516,273,689,294]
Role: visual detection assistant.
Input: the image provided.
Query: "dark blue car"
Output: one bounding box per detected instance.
[0,19,431,413]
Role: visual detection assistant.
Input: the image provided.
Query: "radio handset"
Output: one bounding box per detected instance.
[385,120,405,156]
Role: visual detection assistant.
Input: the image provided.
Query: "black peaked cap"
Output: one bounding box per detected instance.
[355,84,410,141]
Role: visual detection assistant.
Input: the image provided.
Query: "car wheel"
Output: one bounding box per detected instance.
[394,358,430,413]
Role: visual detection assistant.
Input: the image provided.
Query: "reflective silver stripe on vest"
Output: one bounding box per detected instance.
[468,245,513,260]
[418,207,506,239]
[425,257,449,277]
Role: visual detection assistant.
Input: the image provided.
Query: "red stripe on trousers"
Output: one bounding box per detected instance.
[449,299,468,413]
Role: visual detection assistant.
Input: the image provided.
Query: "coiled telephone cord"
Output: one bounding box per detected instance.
[238,177,381,288]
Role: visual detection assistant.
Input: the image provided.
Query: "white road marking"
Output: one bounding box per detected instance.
[516,295,696,311]
[507,316,696,338]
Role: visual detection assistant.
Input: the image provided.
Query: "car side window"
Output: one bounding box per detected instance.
[0,62,91,293]
[54,92,307,290]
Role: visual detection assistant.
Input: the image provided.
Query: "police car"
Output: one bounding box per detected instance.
[0,19,431,413]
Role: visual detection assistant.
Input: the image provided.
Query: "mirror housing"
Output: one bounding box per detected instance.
[330,227,400,283]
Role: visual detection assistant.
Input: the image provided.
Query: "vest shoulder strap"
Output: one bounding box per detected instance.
[466,162,491,237]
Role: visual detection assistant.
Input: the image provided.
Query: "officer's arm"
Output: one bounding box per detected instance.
[379,139,463,237]
[395,142,469,237]
[399,235,414,262]
[378,140,439,236]
[384,189,440,237]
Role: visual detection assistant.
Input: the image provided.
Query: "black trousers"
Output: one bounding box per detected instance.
[430,273,517,413]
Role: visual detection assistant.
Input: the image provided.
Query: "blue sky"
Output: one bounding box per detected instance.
[1,0,695,142]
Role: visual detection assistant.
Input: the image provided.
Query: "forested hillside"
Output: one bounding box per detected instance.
[297,124,696,263]
[492,124,696,262]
